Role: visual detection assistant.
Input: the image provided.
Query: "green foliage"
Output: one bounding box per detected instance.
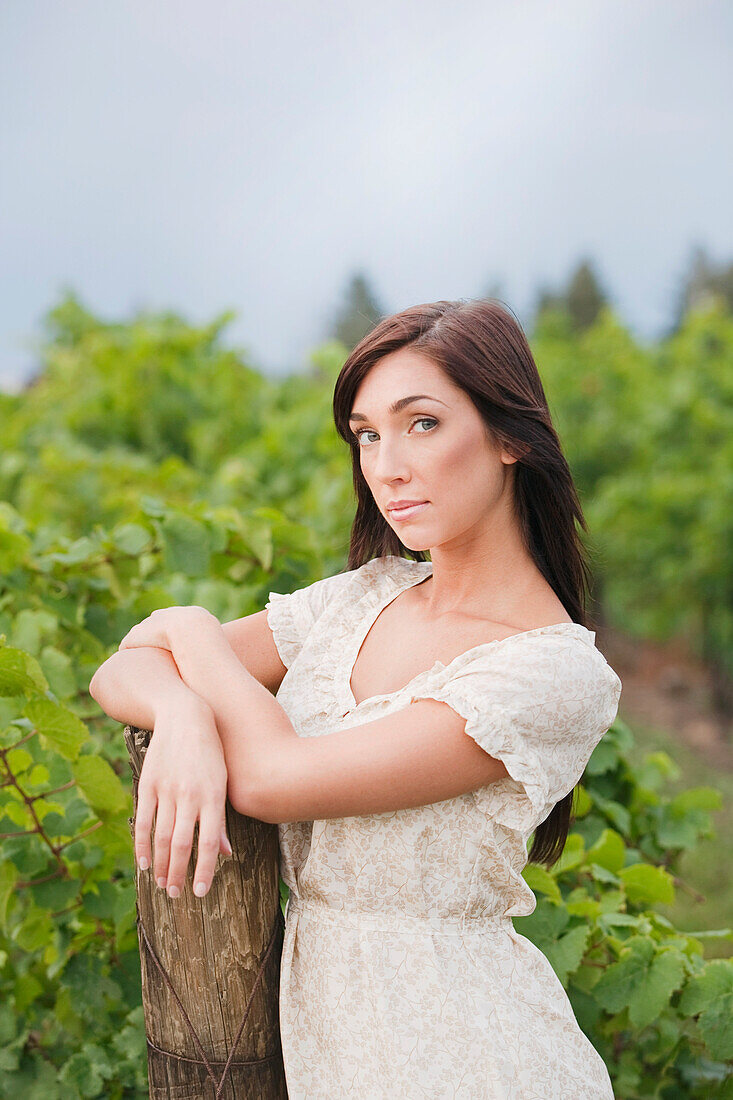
[0,487,331,1098]
[0,633,145,1096]
[534,302,733,691]
[0,293,730,1096]
[517,717,731,1094]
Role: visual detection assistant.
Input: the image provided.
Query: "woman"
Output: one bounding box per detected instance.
[92,298,621,1098]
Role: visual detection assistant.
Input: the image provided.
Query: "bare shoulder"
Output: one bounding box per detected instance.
[509,579,574,630]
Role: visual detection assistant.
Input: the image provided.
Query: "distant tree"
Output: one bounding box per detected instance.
[667,243,733,335]
[532,258,610,334]
[330,272,386,350]
[21,289,101,392]
[566,259,609,331]
[533,284,567,318]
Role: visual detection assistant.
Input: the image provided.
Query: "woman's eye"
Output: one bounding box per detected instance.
[354,417,438,446]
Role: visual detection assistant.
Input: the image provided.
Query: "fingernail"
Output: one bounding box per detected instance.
[157,877,166,889]
[194,881,207,897]
[167,885,179,898]
[138,857,149,870]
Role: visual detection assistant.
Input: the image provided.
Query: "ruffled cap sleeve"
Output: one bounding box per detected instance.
[265,568,354,670]
[408,630,622,836]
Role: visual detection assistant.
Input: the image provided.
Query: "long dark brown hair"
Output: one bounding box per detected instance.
[331,298,597,868]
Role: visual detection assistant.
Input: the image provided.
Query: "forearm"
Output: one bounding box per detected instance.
[170,623,298,815]
[89,647,206,729]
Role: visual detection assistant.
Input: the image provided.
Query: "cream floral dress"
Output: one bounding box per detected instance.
[265,555,621,1099]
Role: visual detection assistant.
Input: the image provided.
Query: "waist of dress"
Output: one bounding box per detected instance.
[285,894,514,937]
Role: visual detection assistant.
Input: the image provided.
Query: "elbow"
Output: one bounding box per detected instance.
[88,666,116,710]
[87,673,115,719]
[87,662,129,723]
[227,743,294,825]
[227,775,274,824]
[89,655,115,702]
[88,669,104,703]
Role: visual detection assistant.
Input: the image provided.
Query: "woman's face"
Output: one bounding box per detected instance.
[348,348,518,553]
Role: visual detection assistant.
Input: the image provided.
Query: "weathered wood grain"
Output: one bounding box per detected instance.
[125,724,288,1099]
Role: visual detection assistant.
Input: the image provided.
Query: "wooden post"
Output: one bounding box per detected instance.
[124,724,289,1100]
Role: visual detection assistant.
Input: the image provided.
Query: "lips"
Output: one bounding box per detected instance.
[387,501,430,521]
[387,500,428,510]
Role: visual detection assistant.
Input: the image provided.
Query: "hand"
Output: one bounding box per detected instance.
[118,605,217,654]
[134,695,233,899]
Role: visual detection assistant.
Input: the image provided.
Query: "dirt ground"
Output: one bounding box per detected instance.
[596,624,733,773]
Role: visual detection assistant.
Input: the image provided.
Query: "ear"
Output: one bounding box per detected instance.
[500,440,531,464]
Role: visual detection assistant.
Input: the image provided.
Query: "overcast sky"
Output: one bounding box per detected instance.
[1,0,731,391]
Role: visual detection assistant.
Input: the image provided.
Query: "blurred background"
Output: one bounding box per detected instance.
[0,2,731,1095]
[2,0,733,387]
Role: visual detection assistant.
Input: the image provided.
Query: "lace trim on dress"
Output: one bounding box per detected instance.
[265,589,312,669]
[405,637,622,835]
[407,665,551,833]
[330,555,597,720]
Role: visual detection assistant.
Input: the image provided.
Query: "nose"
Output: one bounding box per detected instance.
[370,435,412,488]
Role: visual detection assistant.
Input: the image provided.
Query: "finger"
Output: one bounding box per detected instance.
[165,804,197,897]
[192,803,225,898]
[152,798,176,888]
[134,783,157,872]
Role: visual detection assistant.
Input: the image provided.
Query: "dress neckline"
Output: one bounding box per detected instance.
[340,557,596,716]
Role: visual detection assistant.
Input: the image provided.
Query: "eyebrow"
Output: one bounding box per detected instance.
[348,394,448,423]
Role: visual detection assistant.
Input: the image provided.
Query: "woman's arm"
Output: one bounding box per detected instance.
[88,623,281,840]
[89,610,288,730]
[89,646,239,898]
[162,614,509,824]
[166,619,296,818]
[88,646,201,730]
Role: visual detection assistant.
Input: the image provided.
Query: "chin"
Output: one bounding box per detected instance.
[399,535,432,553]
